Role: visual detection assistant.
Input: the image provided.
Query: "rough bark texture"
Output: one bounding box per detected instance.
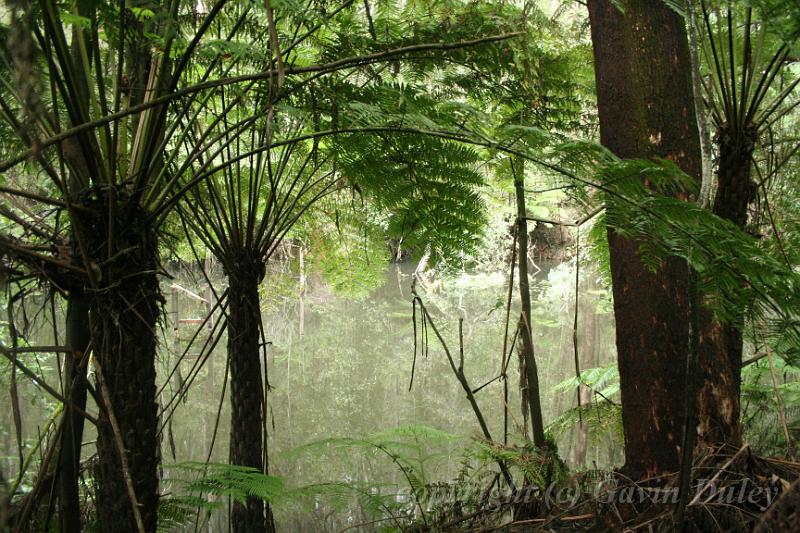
[696,314,743,446]
[58,291,90,533]
[226,254,272,533]
[695,130,755,447]
[713,131,757,228]
[588,0,702,478]
[90,207,161,533]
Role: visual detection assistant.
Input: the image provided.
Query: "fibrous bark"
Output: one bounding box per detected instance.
[226,252,274,533]
[90,206,161,533]
[695,129,756,447]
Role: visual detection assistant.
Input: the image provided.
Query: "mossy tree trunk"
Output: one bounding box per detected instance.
[588,0,703,478]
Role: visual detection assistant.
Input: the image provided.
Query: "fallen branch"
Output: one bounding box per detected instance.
[523,206,604,228]
[170,283,209,303]
[688,444,750,506]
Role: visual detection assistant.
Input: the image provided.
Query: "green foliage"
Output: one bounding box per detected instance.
[336,131,487,267]
[549,364,623,447]
[542,137,800,365]
[553,363,620,399]
[284,425,462,498]
[160,427,480,529]
[746,0,800,42]
[694,0,798,155]
[472,438,568,490]
[157,495,210,533]
[1,0,798,529]
[169,462,286,506]
[741,358,800,455]
[161,461,400,529]
[594,157,800,362]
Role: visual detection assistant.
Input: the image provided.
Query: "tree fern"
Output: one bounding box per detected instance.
[161,462,405,529]
[169,462,286,506]
[549,364,623,447]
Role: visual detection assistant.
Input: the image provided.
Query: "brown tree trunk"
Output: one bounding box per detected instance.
[58,290,90,533]
[695,132,755,447]
[226,254,274,533]
[588,0,702,478]
[90,209,161,532]
[513,160,547,448]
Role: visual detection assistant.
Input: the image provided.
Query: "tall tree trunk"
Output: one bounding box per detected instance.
[58,290,90,533]
[588,0,703,478]
[226,254,274,533]
[513,160,547,448]
[90,208,161,533]
[695,131,755,447]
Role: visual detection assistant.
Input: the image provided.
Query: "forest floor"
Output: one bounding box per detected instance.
[437,445,800,532]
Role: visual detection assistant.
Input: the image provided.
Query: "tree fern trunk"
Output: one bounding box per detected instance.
[696,132,755,447]
[58,290,90,533]
[588,0,702,478]
[226,254,274,533]
[91,209,161,533]
[713,133,756,228]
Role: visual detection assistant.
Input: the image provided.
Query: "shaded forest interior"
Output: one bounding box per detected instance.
[0,0,799,531]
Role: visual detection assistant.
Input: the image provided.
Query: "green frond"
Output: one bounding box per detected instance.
[552,363,620,399]
[592,157,800,363]
[168,462,286,506]
[548,402,624,447]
